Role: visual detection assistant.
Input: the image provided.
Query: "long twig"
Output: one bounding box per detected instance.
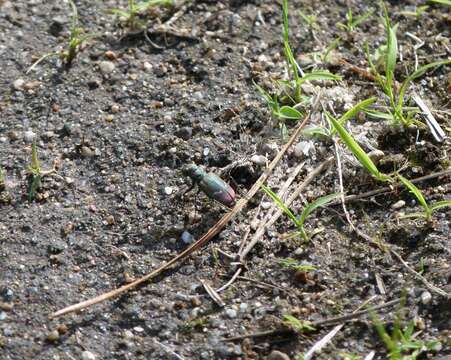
[50,106,315,318]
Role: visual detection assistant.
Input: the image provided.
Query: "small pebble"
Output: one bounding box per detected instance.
[420,291,432,304]
[268,350,290,360]
[0,312,6,321]
[133,326,144,333]
[23,130,36,143]
[239,303,248,313]
[110,104,120,113]
[261,201,271,210]
[391,200,405,210]
[181,230,195,244]
[225,308,237,319]
[81,350,96,360]
[81,146,94,158]
[13,78,25,91]
[46,330,60,342]
[293,141,313,158]
[123,330,134,339]
[250,154,267,166]
[104,50,116,60]
[164,186,173,195]
[99,60,115,75]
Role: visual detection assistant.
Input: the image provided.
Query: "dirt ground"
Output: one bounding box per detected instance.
[0,0,450,359]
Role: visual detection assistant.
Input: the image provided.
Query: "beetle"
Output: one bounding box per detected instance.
[183,164,236,207]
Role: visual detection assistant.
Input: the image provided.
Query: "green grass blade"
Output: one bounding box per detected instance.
[329,116,390,182]
[31,142,40,172]
[261,185,300,228]
[299,193,340,227]
[430,200,451,211]
[275,106,303,120]
[429,0,451,6]
[282,0,300,84]
[397,174,431,218]
[254,81,276,109]
[364,109,395,121]
[353,9,374,28]
[108,9,131,17]
[338,98,377,126]
[397,59,451,111]
[296,70,342,85]
[381,2,398,88]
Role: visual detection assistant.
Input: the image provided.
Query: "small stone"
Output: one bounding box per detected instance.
[7,130,20,141]
[261,201,271,210]
[80,146,94,158]
[99,61,115,75]
[420,291,432,304]
[105,215,115,225]
[191,296,202,307]
[368,150,385,165]
[391,200,405,210]
[143,61,153,72]
[57,324,68,334]
[41,131,55,141]
[123,330,134,339]
[133,326,144,333]
[46,330,60,342]
[13,78,25,91]
[104,50,116,60]
[0,303,13,311]
[239,303,248,313]
[250,154,267,166]
[81,350,96,360]
[268,350,290,360]
[181,230,195,244]
[225,308,237,319]
[110,104,120,113]
[164,186,173,195]
[294,141,313,158]
[23,130,36,143]
[0,312,6,321]
[260,142,278,157]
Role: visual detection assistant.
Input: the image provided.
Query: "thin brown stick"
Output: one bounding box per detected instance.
[50,107,315,318]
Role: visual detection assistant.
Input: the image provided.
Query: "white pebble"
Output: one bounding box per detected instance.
[23,130,36,143]
[391,200,405,210]
[99,60,115,74]
[13,78,25,90]
[420,291,432,304]
[164,186,173,195]
[81,351,96,360]
[250,154,267,166]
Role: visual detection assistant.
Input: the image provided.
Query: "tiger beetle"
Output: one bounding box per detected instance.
[183,164,236,207]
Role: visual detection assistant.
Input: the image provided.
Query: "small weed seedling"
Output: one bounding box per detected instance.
[398,5,429,18]
[371,301,441,359]
[397,175,451,221]
[27,142,54,201]
[279,258,317,272]
[298,9,319,31]
[364,2,451,126]
[283,314,315,333]
[108,0,174,31]
[255,0,341,139]
[261,185,338,241]
[337,7,373,33]
[27,0,93,73]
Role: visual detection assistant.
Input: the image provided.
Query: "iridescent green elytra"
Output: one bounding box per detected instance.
[183,164,236,207]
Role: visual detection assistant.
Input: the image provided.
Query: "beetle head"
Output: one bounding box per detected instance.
[183,164,205,182]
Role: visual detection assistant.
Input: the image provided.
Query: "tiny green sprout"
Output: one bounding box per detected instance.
[27,142,55,201]
[397,174,451,221]
[337,7,374,32]
[261,184,339,241]
[364,2,451,127]
[298,9,319,30]
[279,258,317,272]
[283,315,315,333]
[27,0,94,73]
[109,0,174,30]
[371,303,441,359]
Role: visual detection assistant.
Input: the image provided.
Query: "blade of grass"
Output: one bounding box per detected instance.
[397,174,431,219]
[261,185,300,228]
[299,193,340,226]
[296,70,342,85]
[430,200,451,211]
[328,115,391,182]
